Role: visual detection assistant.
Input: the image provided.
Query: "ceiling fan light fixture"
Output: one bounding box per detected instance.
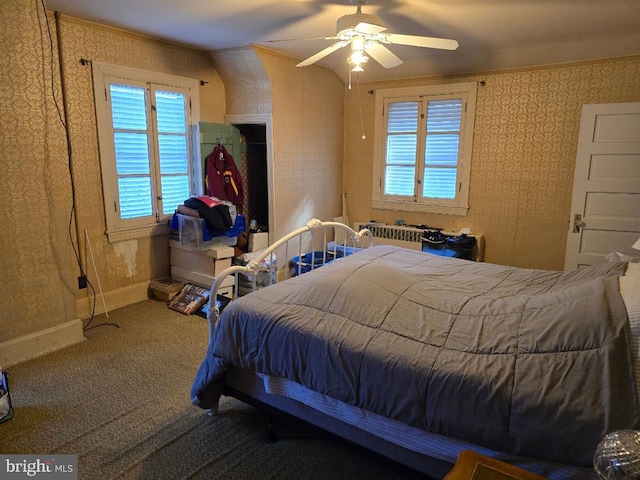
[288,0,458,72]
[348,37,369,71]
[351,35,366,51]
[349,51,369,64]
[348,54,368,72]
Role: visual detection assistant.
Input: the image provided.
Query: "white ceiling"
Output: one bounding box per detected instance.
[45,0,640,83]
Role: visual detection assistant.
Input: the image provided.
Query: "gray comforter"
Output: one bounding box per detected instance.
[191,245,639,466]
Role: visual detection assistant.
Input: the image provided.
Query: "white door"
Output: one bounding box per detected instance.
[564,102,640,270]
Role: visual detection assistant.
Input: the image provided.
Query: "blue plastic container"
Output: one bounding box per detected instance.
[326,241,362,258]
[289,251,333,277]
[171,213,246,240]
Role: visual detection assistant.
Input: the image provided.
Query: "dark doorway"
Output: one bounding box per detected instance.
[234,124,269,232]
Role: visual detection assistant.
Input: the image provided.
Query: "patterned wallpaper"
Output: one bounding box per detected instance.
[55,15,225,300]
[1,0,225,343]
[209,47,272,116]
[2,1,345,345]
[1,0,77,340]
[239,48,346,240]
[4,0,638,349]
[344,57,640,269]
[206,45,346,241]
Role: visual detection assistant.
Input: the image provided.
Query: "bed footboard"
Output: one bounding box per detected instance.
[205,219,372,338]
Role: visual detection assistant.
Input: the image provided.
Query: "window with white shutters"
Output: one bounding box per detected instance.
[372,83,477,216]
[93,63,200,242]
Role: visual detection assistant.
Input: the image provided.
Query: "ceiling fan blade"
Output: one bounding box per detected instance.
[296,41,349,67]
[265,35,339,43]
[365,43,403,69]
[353,22,387,35]
[385,33,459,51]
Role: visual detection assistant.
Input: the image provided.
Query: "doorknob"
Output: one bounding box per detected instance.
[572,214,586,233]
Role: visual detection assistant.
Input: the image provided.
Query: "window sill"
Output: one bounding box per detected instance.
[372,199,469,216]
[106,223,171,243]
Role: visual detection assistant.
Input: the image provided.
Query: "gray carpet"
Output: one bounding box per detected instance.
[0,299,426,479]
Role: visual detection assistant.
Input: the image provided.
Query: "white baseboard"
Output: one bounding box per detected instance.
[0,282,151,368]
[75,280,151,319]
[0,319,85,368]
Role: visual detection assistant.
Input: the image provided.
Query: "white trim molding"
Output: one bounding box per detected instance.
[0,320,85,368]
[372,82,477,217]
[75,280,152,319]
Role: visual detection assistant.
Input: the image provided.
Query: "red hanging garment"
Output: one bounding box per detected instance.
[204,144,244,214]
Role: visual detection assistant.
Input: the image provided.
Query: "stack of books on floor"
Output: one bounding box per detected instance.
[149,278,232,319]
[167,283,210,315]
[149,278,185,302]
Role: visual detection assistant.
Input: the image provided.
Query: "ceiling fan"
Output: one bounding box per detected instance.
[273,0,459,73]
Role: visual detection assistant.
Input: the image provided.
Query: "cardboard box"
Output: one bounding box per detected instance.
[169,240,234,258]
[248,232,269,252]
[170,241,232,277]
[170,265,235,292]
[149,277,185,302]
[169,239,236,293]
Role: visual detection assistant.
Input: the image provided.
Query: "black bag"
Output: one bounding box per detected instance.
[184,197,232,232]
[422,231,476,260]
[421,230,449,246]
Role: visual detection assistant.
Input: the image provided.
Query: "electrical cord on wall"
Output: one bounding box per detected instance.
[37,0,118,332]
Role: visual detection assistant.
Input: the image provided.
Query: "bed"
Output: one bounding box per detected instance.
[191,219,640,479]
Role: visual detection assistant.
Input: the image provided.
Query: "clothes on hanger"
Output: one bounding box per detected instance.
[205,144,244,214]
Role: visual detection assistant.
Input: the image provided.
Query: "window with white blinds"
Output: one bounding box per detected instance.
[92,63,200,241]
[372,83,477,216]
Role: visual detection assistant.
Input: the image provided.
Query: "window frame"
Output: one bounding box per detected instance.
[92,62,201,242]
[372,82,477,216]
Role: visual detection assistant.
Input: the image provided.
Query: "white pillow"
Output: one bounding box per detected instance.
[620,263,640,403]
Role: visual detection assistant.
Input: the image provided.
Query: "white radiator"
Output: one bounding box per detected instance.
[354,222,484,261]
[354,223,424,250]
